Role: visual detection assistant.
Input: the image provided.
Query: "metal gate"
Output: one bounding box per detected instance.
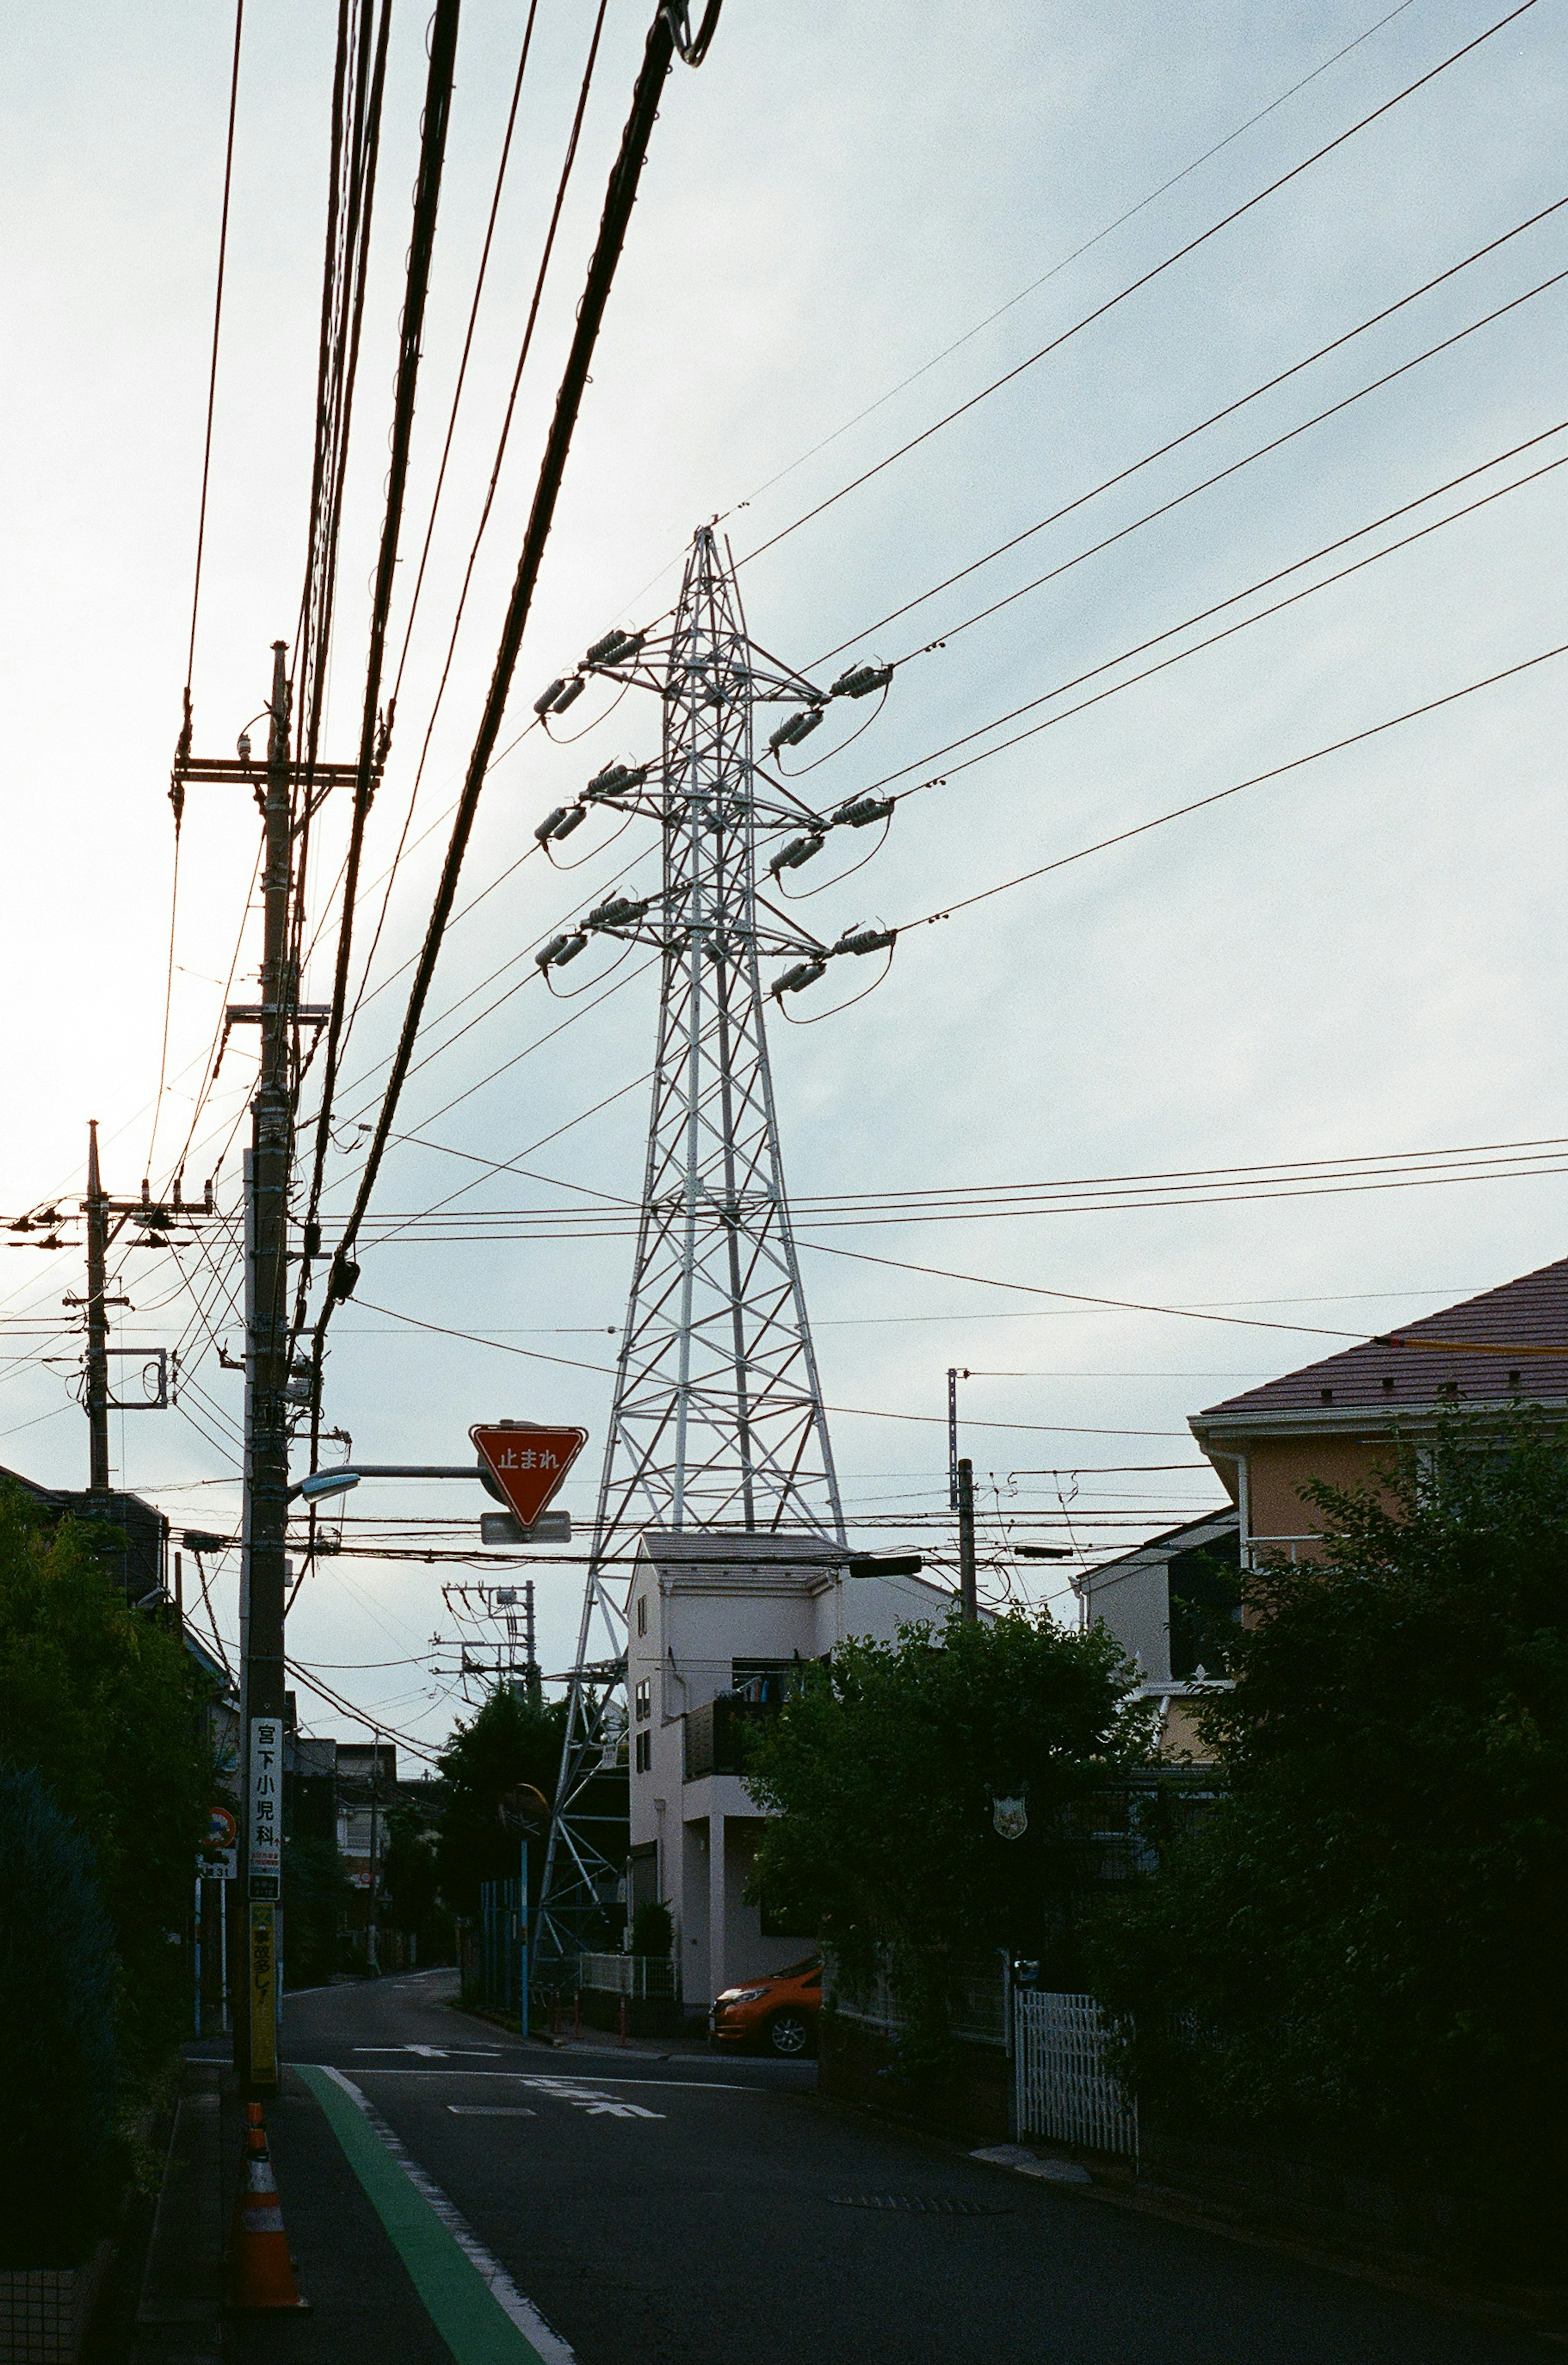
[478,1878,524,2015]
[1013,1990,1138,2163]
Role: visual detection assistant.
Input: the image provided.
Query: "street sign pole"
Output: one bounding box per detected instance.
[519,1839,530,2044]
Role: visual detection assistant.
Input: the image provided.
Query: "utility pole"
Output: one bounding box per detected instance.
[74,1120,204,1496]
[957,1455,978,1624]
[85,1122,109,1494]
[236,641,296,2089]
[173,642,357,2090]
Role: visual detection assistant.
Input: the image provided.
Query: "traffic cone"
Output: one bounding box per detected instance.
[229,2104,307,2309]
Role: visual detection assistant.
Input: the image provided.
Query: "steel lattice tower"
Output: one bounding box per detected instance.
[533,527,887,1966]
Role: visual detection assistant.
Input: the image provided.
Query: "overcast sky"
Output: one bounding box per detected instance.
[1,0,1563,1754]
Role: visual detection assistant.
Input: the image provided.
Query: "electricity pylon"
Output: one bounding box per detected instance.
[531,526,893,1966]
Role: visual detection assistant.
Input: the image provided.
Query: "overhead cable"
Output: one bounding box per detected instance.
[295,0,462,1345]
[739,0,1542,568]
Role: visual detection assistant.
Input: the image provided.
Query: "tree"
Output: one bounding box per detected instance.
[0,1764,118,2264]
[0,1481,214,2078]
[746,1608,1149,2059]
[283,1834,354,1986]
[433,1686,568,1919]
[1094,1420,1568,2247]
[381,1803,452,1961]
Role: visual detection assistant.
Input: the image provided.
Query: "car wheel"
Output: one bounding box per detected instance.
[766,2009,813,2059]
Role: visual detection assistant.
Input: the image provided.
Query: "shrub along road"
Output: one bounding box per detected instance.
[201,1972,1530,2365]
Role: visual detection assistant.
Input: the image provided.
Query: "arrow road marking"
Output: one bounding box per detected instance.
[354,2045,501,2059]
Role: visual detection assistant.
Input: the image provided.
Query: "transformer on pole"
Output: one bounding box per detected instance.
[535,526,852,1966]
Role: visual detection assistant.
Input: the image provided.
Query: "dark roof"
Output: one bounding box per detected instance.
[1193,1256,1568,1428]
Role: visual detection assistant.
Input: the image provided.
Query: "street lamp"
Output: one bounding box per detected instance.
[290,1469,362,1504]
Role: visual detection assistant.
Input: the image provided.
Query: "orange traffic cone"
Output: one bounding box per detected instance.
[229,2104,307,2309]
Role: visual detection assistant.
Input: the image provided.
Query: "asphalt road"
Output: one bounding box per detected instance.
[223,1969,1533,2365]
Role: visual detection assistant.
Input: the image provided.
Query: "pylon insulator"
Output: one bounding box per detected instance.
[535,805,587,844]
[772,957,828,998]
[550,676,585,713]
[586,894,649,930]
[833,794,895,829]
[767,708,823,752]
[586,629,645,666]
[587,762,648,800]
[830,662,893,699]
[536,932,587,970]
[768,833,825,876]
[833,925,896,957]
[533,678,568,715]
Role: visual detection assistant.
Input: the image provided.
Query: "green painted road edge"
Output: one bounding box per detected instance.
[297,2063,562,2365]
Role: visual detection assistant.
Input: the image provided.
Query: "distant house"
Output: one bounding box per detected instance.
[0,1460,170,1605]
[1189,1256,1568,1568]
[1079,1509,1239,1761]
[626,1532,954,2009]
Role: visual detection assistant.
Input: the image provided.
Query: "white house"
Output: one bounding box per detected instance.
[625,1530,951,2008]
[1078,1508,1238,1759]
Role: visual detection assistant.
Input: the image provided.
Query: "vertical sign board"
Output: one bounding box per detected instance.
[249,1718,283,1896]
[248,1716,283,2085]
[249,1906,277,2082]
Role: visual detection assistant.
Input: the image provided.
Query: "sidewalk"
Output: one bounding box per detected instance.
[129,2055,501,2364]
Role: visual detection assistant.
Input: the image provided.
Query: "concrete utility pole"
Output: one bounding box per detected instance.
[85,1122,110,1493]
[957,1455,978,1624]
[169,649,365,2091]
[236,641,296,2091]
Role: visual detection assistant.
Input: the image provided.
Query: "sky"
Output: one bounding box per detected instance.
[0,0,1564,1757]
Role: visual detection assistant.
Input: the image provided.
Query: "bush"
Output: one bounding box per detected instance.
[284,1835,354,1987]
[0,1765,118,2265]
[1092,1420,1568,2252]
[0,1481,215,2078]
[630,1900,673,1957]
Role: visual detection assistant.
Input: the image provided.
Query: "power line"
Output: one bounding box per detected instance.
[334,0,613,1084]
[736,0,1424,514]
[738,0,1542,568]
[869,420,1568,810]
[895,638,1568,935]
[295,0,462,1352]
[816,198,1568,673]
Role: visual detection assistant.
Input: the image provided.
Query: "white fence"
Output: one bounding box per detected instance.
[1013,1990,1138,2163]
[576,1951,679,2000]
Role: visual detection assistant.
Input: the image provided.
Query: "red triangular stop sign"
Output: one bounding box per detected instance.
[470,1422,587,1527]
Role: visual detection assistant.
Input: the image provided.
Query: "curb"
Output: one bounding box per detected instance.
[965,2141,1568,2346]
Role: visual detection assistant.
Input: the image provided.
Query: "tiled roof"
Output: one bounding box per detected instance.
[1193,1255,1568,1426]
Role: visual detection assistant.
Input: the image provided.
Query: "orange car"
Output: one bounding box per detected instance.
[709,1957,821,2057]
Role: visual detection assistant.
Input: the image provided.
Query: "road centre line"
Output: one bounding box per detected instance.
[301,2065,576,2365]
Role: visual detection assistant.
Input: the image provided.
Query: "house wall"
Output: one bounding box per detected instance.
[628,1537,953,2008]
[1243,1433,1390,1554]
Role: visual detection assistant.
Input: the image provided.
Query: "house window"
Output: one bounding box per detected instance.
[635,1730,652,1773]
[635,1679,651,1722]
[636,1592,648,1637]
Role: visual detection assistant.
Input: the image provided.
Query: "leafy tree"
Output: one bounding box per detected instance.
[0,1764,118,2263]
[434,1686,568,1918]
[0,1481,214,2077]
[630,1899,672,1957]
[283,1834,354,1987]
[381,1803,452,1960]
[747,1608,1149,2061]
[1093,1420,1568,2246]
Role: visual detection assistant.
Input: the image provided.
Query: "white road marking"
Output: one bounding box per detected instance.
[349,2067,753,2091]
[315,2067,576,2363]
[514,2077,664,2119]
[354,2044,501,2058]
[447,2106,538,2118]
